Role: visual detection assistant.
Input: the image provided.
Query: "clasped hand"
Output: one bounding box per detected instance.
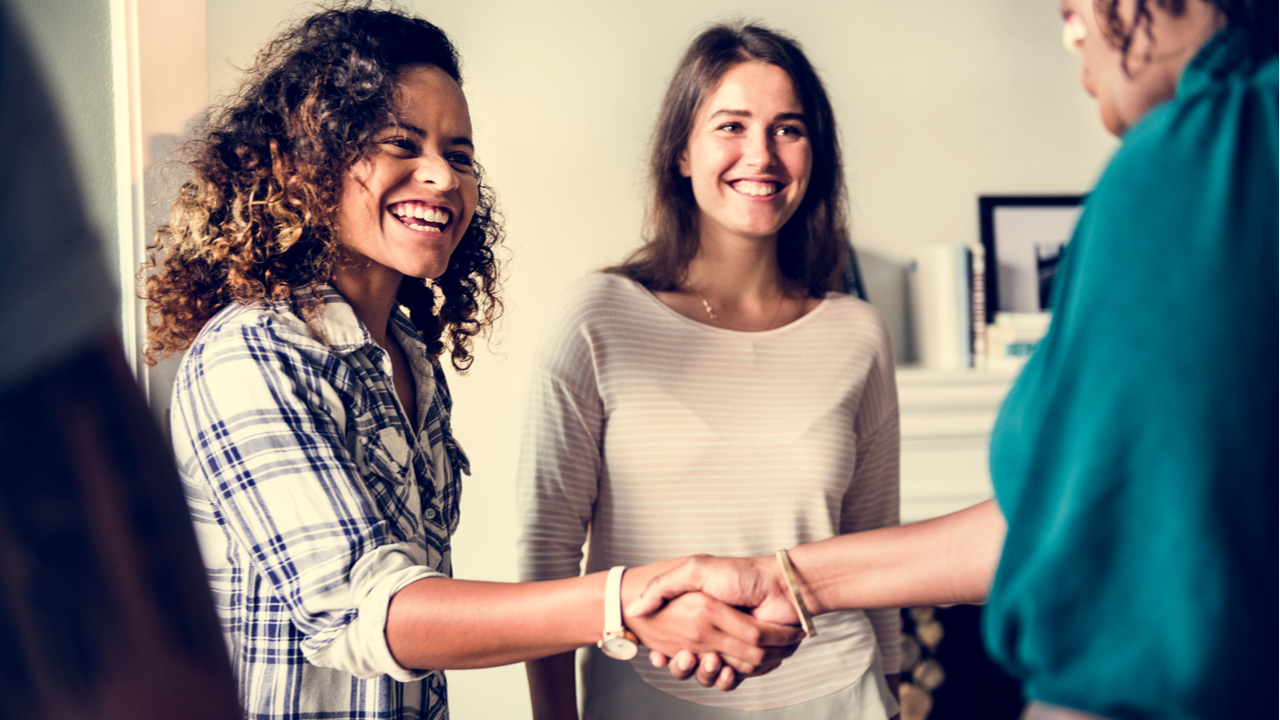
[625,555,802,691]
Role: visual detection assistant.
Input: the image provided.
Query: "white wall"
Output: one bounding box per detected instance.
[201,2,1117,718]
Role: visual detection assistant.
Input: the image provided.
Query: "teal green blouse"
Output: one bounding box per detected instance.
[983,27,1277,720]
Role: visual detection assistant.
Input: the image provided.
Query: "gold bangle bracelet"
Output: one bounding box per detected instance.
[776,549,818,638]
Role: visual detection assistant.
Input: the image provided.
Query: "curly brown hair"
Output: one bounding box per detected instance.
[607,22,849,298]
[142,3,503,371]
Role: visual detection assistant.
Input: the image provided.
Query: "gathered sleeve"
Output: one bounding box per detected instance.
[174,317,442,681]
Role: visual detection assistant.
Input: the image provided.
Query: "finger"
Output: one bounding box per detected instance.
[694,653,723,688]
[626,559,707,617]
[715,665,742,692]
[666,650,697,680]
[756,621,806,647]
[701,618,797,676]
[649,649,670,668]
[758,643,799,666]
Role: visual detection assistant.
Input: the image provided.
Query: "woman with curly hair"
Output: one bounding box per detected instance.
[517,22,901,720]
[145,7,800,718]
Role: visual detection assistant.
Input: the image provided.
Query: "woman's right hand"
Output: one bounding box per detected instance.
[626,554,798,625]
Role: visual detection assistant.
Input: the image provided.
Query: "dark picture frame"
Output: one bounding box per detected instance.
[978,195,1084,323]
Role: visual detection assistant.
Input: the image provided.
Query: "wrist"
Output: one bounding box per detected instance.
[775,549,818,636]
[780,545,826,616]
[598,566,638,660]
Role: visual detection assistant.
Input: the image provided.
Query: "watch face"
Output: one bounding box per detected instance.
[601,636,638,661]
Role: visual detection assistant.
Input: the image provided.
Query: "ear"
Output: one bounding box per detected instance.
[677,147,691,178]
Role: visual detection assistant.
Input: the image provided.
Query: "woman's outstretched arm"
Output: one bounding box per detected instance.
[385,559,804,673]
[628,499,1007,624]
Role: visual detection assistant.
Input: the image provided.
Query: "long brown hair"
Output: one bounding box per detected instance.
[608,22,849,297]
[142,4,503,371]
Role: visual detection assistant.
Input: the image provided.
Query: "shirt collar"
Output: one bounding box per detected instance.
[291,283,437,366]
[286,284,373,356]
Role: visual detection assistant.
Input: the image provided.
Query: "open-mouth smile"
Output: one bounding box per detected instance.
[389,201,453,233]
[730,179,783,197]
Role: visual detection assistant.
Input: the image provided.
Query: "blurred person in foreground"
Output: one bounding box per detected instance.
[0,2,239,718]
[630,1,1277,718]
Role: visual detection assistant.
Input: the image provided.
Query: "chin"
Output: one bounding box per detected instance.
[403,250,458,281]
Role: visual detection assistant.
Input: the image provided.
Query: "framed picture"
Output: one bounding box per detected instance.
[978,195,1084,322]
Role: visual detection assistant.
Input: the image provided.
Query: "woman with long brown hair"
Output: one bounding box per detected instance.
[144,7,799,719]
[518,22,901,720]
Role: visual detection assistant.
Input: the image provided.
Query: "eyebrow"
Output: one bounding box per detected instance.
[386,121,474,148]
[708,109,808,124]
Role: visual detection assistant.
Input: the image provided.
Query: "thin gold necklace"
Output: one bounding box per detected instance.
[694,290,719,322]
[692,288,787,329]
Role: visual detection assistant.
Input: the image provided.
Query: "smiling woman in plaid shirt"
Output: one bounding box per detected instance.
[140,6,801,719]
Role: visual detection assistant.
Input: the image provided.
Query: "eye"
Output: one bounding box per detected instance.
[378,136,419,156]
[447,151,475,170]
[715,122,745,133]
[773,124,806,140]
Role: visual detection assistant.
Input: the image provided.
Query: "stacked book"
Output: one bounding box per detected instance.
[909,243,1050,370]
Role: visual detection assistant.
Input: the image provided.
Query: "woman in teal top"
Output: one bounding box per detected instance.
[628,1,1276,718]
[982,1,1277,717]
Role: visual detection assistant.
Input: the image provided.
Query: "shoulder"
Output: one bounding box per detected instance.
[550,272,647,320]
[193,300,321,356]
[814,293,894,348]
[179,299,336,389]
[529,273,657,382]
[1075,53,1276,281]
[538,273,654,343]
[1099,54,1276,204]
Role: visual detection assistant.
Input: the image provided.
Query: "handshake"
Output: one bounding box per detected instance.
[612,500,1003,691]
[616,551,823,692]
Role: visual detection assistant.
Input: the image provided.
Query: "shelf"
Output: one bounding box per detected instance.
[895,366,1019,523]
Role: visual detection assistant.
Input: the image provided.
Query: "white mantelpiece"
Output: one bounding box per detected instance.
[896,367,1021,523]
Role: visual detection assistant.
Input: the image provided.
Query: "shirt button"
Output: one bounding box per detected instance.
[425,507,438,521]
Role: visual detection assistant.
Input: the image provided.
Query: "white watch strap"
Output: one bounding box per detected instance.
[603,565,626,636]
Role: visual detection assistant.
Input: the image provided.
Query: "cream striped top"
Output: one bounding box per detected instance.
[517,273,900,711]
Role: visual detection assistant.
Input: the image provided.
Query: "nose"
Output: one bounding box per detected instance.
[412,153,459,190]
[742,127,776,169]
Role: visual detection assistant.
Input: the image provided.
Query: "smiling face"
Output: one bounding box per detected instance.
[678,61,813,244]
[335,64,478,284]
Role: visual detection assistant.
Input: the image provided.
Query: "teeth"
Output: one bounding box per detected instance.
[390,202,450,227]
[734,181,779,197]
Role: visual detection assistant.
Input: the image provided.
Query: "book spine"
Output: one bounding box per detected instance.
[970,245,987,369]
[956,245,973,368]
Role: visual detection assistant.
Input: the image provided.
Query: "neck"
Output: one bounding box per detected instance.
[331,261,403,348]
[685,227,788,301]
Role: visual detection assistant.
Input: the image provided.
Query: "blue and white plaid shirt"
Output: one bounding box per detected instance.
[173,285,468,720]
